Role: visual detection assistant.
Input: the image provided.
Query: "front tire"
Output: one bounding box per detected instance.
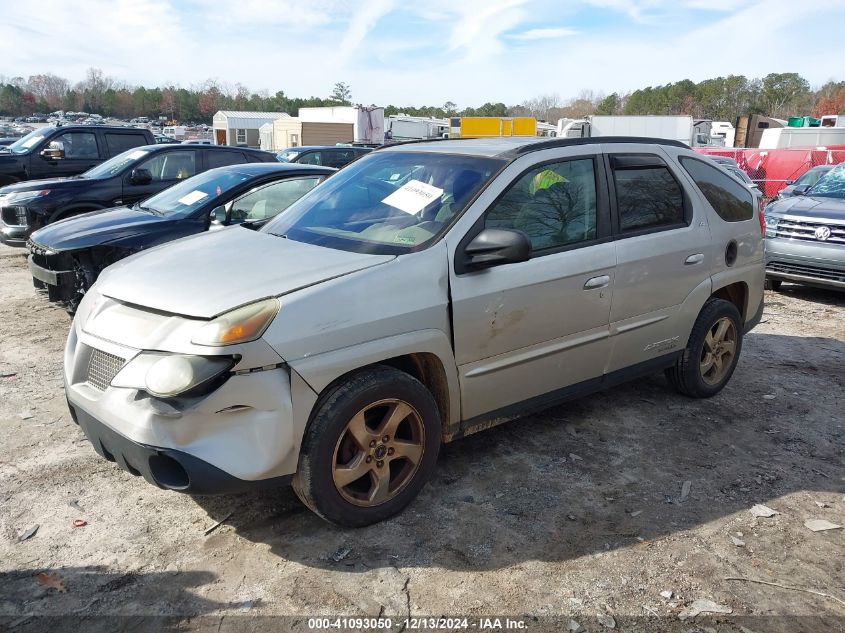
[292,366,441,527]
[666,299,743,398]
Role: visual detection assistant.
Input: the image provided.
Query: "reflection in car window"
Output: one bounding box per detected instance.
[276,150,301,163]
[229,177,322,223]
[84,147,151,178]
[486,159,598,251]
[138,151,197,182]
[680,157,753,222]
[141,169,252,218]
[611,155,685,231]
[807,164,845,198]
[54,132,98,159]
[7,128,51,154]
[263,152,504,254]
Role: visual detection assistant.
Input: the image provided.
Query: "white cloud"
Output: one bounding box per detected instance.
[508,27,578,40]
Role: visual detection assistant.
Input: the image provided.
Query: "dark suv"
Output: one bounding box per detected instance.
[0,144,276,245]
[0,126,154,186]
[276,145,371,168]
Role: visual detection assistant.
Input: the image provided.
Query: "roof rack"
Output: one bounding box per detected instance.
[508,136,689,155]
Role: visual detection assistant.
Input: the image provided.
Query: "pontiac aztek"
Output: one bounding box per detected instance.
[64,137,765,526]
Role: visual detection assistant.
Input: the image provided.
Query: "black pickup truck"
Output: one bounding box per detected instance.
[0,125,154,186]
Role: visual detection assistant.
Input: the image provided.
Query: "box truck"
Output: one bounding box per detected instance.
[556,115,694,145]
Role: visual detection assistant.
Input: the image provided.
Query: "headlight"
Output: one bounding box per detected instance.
[191,298,280,346]
[111,352,235,398]
[0,189,50,205]
[764,215,780,228]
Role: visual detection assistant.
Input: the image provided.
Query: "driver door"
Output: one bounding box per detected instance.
[448,150,616,421]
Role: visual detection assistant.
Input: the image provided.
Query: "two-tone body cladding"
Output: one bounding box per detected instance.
[64,136,764,526]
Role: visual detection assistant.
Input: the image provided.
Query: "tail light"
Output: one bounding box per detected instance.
[757,199,766,235]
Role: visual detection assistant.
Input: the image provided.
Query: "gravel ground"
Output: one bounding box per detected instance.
[0,242,843,633]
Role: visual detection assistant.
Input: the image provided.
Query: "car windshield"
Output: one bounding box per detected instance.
[141,169,253,218]
[806,165,845,198]
[276,150,302,163]
[262,150,505,254]
[797,167,831,187]
[84,147,152,179]
[7,128,52,154]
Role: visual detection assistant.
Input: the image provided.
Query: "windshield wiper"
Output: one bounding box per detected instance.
[137,205,162,215]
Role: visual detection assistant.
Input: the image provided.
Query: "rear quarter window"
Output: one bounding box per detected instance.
[680,157,754,222]
[104,132,148,156]
[207,150,247,168]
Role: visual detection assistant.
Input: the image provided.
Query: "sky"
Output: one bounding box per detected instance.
[2,0,845,108]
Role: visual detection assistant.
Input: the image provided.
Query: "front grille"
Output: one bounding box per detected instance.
[1,205,27,227]
[775,218,845,244]
[86,349,126,391]
[767,260,845,283]
[27,238,66,271]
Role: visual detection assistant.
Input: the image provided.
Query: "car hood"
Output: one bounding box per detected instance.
[0,176,87,194]
[769,195,845,222]
[96,227,396,318]
[29,205,169,251]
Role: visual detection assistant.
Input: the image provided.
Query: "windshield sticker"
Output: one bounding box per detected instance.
[394,234,416,244]
[126,150,148,161]
[177,190,209,205]
[22,137,43,148]
[382,179,444,215]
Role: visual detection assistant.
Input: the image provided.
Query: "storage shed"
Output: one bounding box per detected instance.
[212,111,289,148]
[271,117,354,150]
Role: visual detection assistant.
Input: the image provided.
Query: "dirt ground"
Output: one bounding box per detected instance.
[0,241,843,633]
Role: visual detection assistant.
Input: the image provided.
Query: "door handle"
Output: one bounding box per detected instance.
[684,253,704,265]
[584,275,610,290]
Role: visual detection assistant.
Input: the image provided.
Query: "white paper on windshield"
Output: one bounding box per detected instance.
[382,179,444,215]
[177,190,208,205]
[22,137,43,148]
[127,150,148,160]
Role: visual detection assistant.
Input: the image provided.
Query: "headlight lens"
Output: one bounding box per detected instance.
[191,298,279,346]
[764,214,780,228]
[1,189,50,205]
[142,354,235,398]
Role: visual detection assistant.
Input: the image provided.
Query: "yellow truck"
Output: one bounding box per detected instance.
[448,117,537,139]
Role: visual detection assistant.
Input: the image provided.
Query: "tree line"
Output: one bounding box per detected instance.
[1,69,843,125]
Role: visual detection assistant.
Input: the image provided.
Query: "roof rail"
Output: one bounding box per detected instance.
[508,136,689,155]
[373,137,465,151]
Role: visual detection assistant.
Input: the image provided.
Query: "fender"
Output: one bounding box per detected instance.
[288,328,462,430]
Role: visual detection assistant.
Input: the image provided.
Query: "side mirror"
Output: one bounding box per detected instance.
[40,142,64,160]
[129,168,153,185]
[463,228,531,271]
[792,184,811,196]
[785,179,795,185]
[209,205,227,225]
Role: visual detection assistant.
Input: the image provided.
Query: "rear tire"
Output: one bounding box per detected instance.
[666,299,743,398]
[292,365,441,527]
[764,278,782,291]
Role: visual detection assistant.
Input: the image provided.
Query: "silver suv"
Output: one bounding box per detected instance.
[64,137,765,526]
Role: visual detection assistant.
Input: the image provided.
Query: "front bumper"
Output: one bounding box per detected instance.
[765,236,845,290]
[68,400,291,494]
[64,319,302,493]
[0,223,28,246]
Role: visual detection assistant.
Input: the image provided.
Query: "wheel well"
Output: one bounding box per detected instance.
[711,282,747,319]
[379,353,451,433]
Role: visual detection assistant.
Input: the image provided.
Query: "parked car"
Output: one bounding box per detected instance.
[154,135,180,145]
[64,136,763,526]
[28,163,333,311]
[763,162,845,291]
[0,144,276,246]
[182,139,212,145]
[276,145,371,168]
[0,125,154,186]
[0,138,19,147]
[777,164,836,199]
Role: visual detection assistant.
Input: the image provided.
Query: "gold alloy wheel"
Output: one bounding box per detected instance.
[700,316,737,386]
[331,398,426,507]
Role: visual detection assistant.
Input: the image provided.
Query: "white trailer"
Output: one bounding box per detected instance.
[385,115,448,141]
[759,126,845,149]
[556,115,694,145]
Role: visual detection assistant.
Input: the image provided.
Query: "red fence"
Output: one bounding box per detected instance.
[694,147,845,199]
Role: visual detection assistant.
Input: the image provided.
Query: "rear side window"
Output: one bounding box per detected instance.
[610,154,685,232]
[207,150,247,168]
[680,157,753,222]
[104,133,147,156]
